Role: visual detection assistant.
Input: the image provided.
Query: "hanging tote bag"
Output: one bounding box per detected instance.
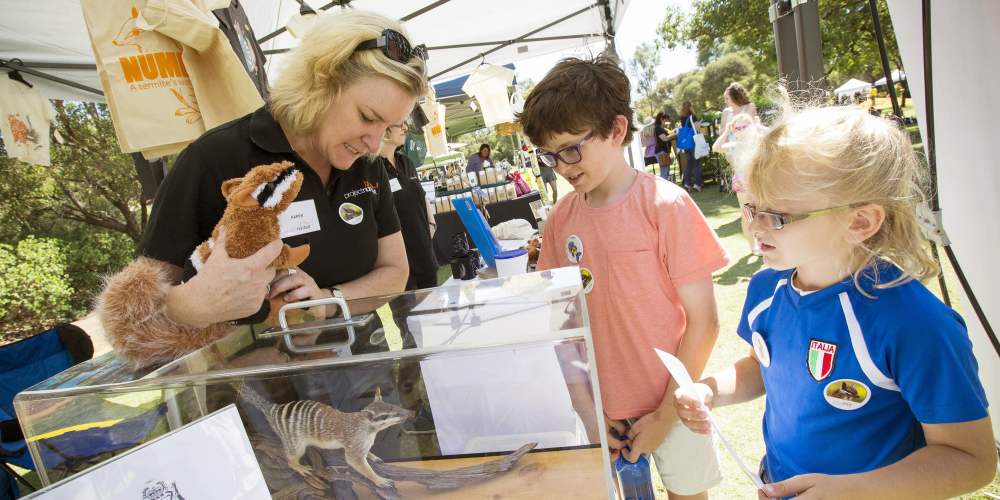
[81,0,204,155]
[693,119,711,159]
[676,116,696,151]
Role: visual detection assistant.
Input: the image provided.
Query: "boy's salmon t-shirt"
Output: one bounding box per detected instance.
[537,172,729,419]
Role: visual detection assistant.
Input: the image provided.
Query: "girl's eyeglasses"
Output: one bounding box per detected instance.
[741,203,851,230]
[356,29,428,67]
[536,131,594,167]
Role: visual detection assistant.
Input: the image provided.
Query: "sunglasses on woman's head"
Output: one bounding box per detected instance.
[356,29,428,66]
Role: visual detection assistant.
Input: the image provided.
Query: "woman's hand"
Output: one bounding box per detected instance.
[169,228,283,326]
[268,267,326,304]
[674,383,715,435]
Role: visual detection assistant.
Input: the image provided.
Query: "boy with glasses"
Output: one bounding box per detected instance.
[519,57,729,499]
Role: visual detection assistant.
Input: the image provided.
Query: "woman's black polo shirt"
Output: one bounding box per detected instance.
[379,152,438,290]
[138,106,401,289]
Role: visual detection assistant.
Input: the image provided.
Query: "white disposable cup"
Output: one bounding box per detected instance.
[495,251,529,277]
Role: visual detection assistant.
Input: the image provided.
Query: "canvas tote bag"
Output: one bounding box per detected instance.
[82,0,205,155]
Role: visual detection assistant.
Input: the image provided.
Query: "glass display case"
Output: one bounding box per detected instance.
[15,267,612,498]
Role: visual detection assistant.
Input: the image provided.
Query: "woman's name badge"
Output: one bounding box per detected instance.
[279,199,321,237]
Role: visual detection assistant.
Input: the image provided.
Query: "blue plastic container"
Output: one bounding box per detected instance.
[615,454,655,500]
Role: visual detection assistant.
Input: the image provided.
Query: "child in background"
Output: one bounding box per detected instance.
[675,104,996,499]
[520,56,729,499]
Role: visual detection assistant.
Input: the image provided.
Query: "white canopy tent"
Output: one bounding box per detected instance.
[873,68,906,87]
[0,0,629,102]
[887,0,1000,441]
[834,78,872,98]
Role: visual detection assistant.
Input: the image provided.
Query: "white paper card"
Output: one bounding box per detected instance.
[390,177,403,192]
[654,348,769,494]
[278,199,321,238]
[27,405,270,499]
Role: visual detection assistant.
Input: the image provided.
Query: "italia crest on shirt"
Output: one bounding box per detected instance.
[808,340,837,381]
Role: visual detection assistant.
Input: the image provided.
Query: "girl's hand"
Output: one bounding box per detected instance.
[760,473,854,500]
[674,383,714,435]
[605,416,628,462]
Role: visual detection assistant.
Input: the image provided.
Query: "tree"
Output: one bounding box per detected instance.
[660,0,904,87]
[700,51,755,110]
[1,101,143,340]
[49,101,148,243]
[0,237,75,338]
[674,71,706,112]
[628,42,661,118]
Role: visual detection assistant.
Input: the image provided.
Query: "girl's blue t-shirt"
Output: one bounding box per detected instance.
[738,262,988,484]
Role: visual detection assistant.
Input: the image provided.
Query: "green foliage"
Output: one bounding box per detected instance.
[701,52,755,110]
[0,237,75,336]
[628,42,662,118]
[661,0,903,86]
[1,101,142,339]
[61,229,135,311]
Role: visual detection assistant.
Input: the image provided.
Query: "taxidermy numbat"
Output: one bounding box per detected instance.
[186,161,311,324]
[236,383,412,490]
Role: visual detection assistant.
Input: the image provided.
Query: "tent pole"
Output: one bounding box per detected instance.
[868,0,902,119]
[0,59,103,96]
[428,34,604,51]
[402,0,451,22]
[870,0,951,306]
[919,0,999,357]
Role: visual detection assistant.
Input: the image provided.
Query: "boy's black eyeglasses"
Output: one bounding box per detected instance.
[356,29,428,66]
[536,131,594,167]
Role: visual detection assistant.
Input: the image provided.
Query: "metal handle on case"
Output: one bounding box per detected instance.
[276,296,363,354]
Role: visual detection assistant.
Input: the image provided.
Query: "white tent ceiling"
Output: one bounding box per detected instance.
[0,0,629,102]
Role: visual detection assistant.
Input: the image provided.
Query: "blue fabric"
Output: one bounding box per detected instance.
[0,329,73,418]
[34,403,167,471]
[737,262,988,485]
[676,117,696,151]
[0,328,75,470]
[0,465,18,500]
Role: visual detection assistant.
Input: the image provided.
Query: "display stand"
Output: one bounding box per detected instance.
[432,191,542,264]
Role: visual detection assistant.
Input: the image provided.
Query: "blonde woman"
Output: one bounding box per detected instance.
[677,105,995,499]
[99,10,428,368]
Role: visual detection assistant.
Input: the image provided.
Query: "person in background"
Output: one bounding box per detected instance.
[641,120,658,169]
[654,111,677,182]
[712,82,759,255]
[678,101,703,192]
[466,143,492,173]
[378,120,438,434]
[379,121,437,289]
[539,155,559,203]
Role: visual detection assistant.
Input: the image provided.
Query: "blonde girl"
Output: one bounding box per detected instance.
[675,104,995,499]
